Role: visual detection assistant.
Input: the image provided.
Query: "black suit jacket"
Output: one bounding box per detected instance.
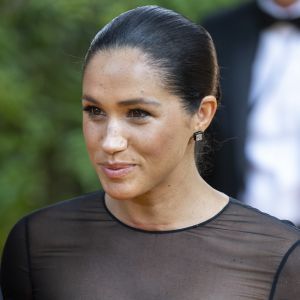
[202,1,264,197]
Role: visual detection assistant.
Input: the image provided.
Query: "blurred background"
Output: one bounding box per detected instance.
[0,0,239,252]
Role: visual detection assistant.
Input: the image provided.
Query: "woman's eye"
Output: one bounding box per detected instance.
[128,109,150,119]
[83,106,105,118]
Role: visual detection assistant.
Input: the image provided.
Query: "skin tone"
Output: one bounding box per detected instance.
[82,47,228,231]
[273,0,297,7]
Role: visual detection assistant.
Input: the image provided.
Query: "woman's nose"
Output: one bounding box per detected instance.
[101,122,128,154]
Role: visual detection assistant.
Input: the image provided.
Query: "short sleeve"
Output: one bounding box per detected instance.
[271,241,300,300]
[0,218,33,299]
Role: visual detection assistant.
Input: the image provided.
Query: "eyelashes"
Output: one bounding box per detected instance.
[82,105,151,120]
[83,106,104,117]
[127,109,151,118]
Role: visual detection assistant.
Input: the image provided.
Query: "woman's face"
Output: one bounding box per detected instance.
[82,48,198,200]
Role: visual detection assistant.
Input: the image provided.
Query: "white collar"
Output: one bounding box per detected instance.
[257,0,300,19]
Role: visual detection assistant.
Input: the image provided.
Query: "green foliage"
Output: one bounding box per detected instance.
[0,0,239,252]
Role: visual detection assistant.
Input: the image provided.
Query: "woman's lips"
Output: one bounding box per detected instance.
[99,163,136,179]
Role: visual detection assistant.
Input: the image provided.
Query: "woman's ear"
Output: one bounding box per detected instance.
[193,95,217,132]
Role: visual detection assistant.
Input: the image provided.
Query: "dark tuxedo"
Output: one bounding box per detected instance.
[201,1,269,198]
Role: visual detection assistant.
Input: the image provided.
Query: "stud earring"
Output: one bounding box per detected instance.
[193,131,203,142]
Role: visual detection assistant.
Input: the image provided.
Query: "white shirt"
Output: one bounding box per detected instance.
[241,0,300,224]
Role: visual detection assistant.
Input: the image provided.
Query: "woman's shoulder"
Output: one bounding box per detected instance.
[212,199,300,284]
[224,198,300,242]
[7,190,108,238]
[28,189,105,217]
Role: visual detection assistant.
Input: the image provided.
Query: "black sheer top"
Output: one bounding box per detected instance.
[1,191,299,299]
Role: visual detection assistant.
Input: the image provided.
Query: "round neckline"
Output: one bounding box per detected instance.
[101,192,231,234]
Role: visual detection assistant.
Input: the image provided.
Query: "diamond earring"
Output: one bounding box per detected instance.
[193,131,203,142]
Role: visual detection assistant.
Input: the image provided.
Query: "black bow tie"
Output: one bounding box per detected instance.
[257,6,300,29]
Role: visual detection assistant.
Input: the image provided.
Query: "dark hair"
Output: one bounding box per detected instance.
[84,5,220,114]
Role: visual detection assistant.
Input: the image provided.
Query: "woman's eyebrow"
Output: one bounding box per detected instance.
[82,95,99,104]
[118,98,161,106]
[82,95,161,106]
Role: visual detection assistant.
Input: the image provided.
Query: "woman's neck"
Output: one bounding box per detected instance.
[105,165,229,231]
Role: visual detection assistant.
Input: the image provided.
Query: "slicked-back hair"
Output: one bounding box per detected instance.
[84,5,220,114]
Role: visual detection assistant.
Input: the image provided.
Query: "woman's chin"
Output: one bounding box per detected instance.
[106,192,133,201]
[101,181,140,201]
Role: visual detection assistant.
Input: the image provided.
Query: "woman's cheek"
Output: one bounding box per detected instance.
[83,122,101,156]
[141,130,174,159]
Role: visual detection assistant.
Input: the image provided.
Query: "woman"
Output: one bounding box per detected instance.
[1,6,299,300]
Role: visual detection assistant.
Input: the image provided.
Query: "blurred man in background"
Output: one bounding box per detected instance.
[202,0,300,225]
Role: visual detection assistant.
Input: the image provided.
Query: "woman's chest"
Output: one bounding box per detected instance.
[30,230,276,300]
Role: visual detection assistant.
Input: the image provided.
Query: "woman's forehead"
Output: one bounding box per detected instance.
[82,47,167,97]
[85,47,151,75]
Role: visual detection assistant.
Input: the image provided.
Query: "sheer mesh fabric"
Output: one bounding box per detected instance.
[1,190,299,300]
